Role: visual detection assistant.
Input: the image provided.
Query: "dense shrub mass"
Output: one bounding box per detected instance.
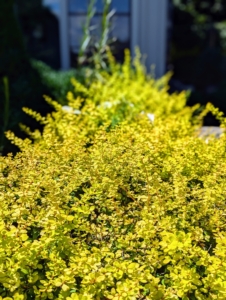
[1,50,226,300]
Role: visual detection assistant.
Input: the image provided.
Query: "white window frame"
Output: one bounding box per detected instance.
[58,0,168,76]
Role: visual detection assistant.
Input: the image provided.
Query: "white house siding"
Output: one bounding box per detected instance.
[131,0,168,78]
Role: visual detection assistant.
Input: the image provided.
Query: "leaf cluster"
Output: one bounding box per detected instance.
[1,50,226,299]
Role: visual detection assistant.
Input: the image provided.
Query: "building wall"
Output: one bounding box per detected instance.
[131,0,168,78]
[44,0,168,77]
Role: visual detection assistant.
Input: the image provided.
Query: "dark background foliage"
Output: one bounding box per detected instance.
[0,0,57,155]
[15,0,60,69]
[169,0,226,124]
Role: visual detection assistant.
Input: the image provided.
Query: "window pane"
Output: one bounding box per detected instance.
[69,0,88,13]
[90,16,102,39]
[69,0,104,13]
[68,0,130,14]
[95,0,104,13]
[111,16,129,42]
[111,0,130,13]
[69,16,87,52]
[69,16,103,52]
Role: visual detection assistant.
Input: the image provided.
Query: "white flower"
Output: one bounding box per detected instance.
[141,111,155,123]
[62,106,81,115]
[147,113,155,122]
[102,101,113,109]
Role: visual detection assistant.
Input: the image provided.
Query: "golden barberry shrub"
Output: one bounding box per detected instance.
[1,51,226,300]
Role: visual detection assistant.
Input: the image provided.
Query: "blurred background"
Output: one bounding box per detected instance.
[168,0,226,126]
[1,0,226,154]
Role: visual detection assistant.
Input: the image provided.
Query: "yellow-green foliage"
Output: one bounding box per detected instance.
[8,49,193,146]
[1,51,226,300]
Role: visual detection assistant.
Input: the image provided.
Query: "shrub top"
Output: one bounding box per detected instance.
[1,50,226,300]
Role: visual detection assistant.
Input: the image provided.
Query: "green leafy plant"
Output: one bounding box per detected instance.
[78,0,115,70]
[78,0,96,66]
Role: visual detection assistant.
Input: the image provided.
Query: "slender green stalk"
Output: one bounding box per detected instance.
[78,0,96,65]
[78,0,114,69]
[94,0,113,69]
